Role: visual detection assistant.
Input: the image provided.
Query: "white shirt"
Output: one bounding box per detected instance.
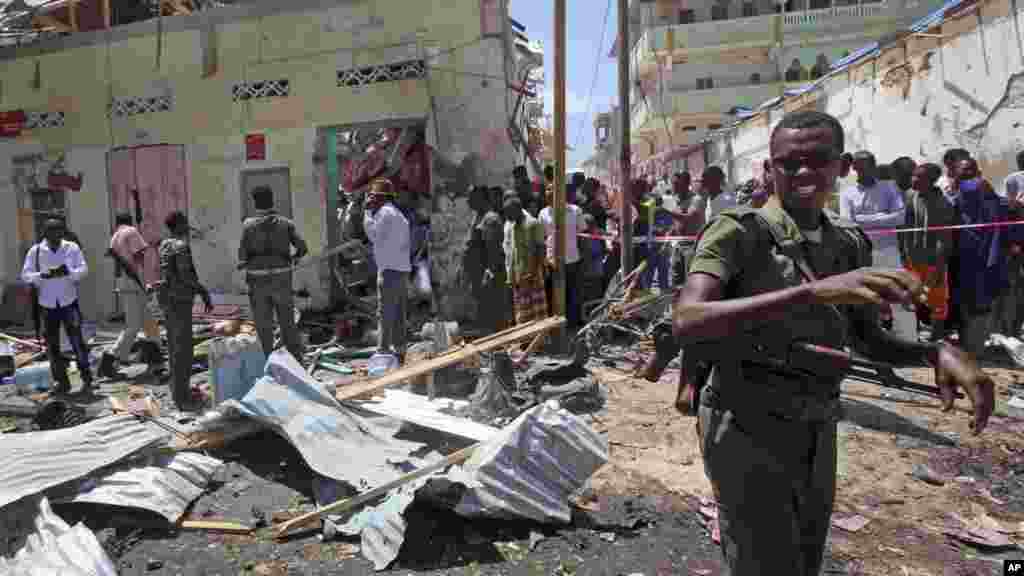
[22,240,88,309]
[840,180,906,254]
[364,203,411,272]
[539,204,584,264]
[704,189,738,222]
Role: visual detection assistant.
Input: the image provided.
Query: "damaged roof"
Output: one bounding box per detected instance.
[705,0,974,141]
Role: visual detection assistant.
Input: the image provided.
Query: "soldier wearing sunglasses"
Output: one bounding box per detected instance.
[673,110,995,575]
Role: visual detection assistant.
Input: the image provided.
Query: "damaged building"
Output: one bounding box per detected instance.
[699,0,1024,187]
[0,0,546,326]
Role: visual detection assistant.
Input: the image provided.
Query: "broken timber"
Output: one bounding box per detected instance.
[179,520,253,534]
[273,443,478,538]
[334,316,565,403]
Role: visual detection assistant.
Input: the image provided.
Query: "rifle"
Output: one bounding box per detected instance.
[671,336,962,417]
[106,248,146,292]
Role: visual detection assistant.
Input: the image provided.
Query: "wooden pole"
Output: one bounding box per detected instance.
[102,0,111,28]
[617,0,633,277]
[553,0,567,352]
[325,127,340,306]
[69,1,78,32]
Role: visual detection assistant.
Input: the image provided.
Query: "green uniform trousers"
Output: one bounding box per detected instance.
[698,397,837,576]
[162,298,194,409]
[248,274,301,360]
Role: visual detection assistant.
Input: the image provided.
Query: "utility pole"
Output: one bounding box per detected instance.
[617,0,633,277]
[553,0,568,351]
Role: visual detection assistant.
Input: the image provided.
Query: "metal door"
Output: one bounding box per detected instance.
[240,167,292,220]
[108,145,189,284]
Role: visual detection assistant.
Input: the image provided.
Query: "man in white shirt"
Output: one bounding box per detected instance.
[21,218,93,395]
[842,151,912,338]
[539,187,586,331]
[841,151,906,264]
[364,178,411,360]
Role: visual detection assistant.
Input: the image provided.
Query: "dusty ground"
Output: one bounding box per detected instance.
[586,345,1024,576]
[7,334,1023,575]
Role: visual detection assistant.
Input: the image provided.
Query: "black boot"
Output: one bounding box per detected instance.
[97,353,119,380]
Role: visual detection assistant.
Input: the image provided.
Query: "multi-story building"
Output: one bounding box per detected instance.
[0,0,542,325]
[624,0,950,176]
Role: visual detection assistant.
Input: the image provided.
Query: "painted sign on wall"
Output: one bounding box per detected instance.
[0,110,26,138]
[245,133,267,162]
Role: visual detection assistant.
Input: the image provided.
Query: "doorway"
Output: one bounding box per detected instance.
[240,167,292,220]
[107,144,189,284]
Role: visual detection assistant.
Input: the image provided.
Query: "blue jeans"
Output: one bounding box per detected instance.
[643,242,671,290]
[44,300,91,388]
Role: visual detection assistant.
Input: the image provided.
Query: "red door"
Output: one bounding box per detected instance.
[107,145,189,284]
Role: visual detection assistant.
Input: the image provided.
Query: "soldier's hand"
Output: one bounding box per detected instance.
[809,268,924,307]
[935,342,995,435]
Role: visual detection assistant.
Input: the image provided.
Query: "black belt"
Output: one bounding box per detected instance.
[705,368,842,424]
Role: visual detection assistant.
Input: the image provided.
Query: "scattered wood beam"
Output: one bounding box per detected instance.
[334,316,566,403]
[31,14,72,33]
[179,520,253,534]
[273,444,478,538]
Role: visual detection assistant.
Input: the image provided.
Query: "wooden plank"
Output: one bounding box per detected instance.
[273,444,478,538]
[179,520,253,533]
[334,316,565,403]
[32,14,72,33]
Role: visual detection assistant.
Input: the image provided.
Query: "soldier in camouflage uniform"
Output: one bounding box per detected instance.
[158,211,212,411]
[674,110,995,575]
[238,186,308,360]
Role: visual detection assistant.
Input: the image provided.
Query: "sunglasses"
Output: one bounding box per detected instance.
[772,149,840,176]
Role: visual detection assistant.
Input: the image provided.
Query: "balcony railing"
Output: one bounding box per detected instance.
[631,82,785,130]
[783,3,886,27]
[632,0,907,75]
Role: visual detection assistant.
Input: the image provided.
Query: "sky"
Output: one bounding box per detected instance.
[511,0,618,171]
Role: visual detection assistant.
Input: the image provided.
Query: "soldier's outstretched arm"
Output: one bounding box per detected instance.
[672,272,818,343]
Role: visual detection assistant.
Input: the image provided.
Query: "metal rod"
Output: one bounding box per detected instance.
[617,0,633,277]
[554,0,567,353]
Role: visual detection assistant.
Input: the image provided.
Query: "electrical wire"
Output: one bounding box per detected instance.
[574,0,613,152]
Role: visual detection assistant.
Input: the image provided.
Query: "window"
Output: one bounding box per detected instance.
[749,72,762,84]
[712,4,729,20]
[742,2,756,16]
[709,124,723,130]
[678,9,695,23]
[683,126,698,132]
[697,77,714,90]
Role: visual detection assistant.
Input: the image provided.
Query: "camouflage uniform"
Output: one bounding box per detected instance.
[158,237,207,409]
[239,211,308,359]
[689,202,872,575]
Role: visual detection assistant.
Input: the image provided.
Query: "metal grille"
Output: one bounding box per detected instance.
[231,79,290,102]
[337,59,427,88]
[24,111,65,130]
[109,95,173,118]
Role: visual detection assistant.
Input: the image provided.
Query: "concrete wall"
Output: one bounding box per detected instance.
[0,0,521,323]
[706,0,1024,190]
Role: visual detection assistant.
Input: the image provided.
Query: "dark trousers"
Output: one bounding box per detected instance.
[162,299,194,408]
[44,300,91,389]
[699,401,836,575]
[248,274,302,360]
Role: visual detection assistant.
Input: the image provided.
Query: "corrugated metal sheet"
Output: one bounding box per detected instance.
[0,415,171,511]
[355,390,501,442]
[0,496,117,576]
[454,401,609,524]
[222,349,424,490]
[48,453,224,523]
